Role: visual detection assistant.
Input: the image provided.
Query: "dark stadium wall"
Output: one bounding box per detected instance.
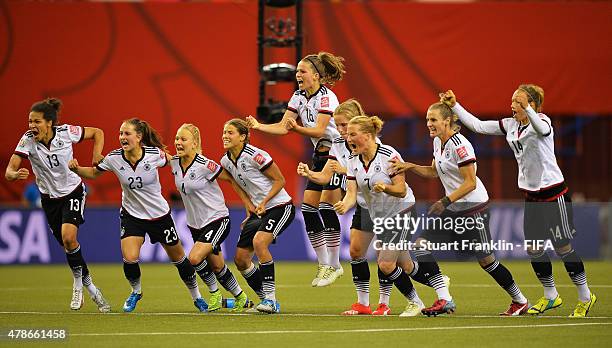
[1,2,610,204]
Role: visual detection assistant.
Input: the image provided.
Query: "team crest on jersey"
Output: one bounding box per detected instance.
[56,140,64,147]
[189,171,196,180]
[456,146,468,159]
[374,164,382,173]
[445,150,451,159]
[321,96,329,108]
[143,163,151,171]
[207,161,218,172]
[254,153,266,165]
[240,162,248,171]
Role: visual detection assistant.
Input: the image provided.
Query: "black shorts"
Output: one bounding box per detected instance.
[237,203,295,248]
[120,209,179,246]
[41,184,86,246]
[351,205,374,232]
[188,217,230,255]
[305,150,342,192]
[418,207,493,259]
[523,193,576,248]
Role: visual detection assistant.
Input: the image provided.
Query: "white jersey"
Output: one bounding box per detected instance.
[14,124,84,198]
[433,133,489,212]
[287,86,341,149]
[96,146,169,219]
[346,144,415,221]
[170,154,229,229]
[330,136,382,208]
[220,144,292,210]
[499,115,564,192]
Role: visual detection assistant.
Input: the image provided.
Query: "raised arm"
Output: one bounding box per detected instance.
[440,90,505,136]
[286,112,331,138]
[246,110,296,135]
[82,127,105,165]
[513,92,552,136]
[5,155,30,181]
[297,160,334,185]
[68,159,105,179]
[389,158,438,178]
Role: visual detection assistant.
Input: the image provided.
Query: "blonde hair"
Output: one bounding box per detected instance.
[349,115,384,137]
[333,98,365,120]
[428,102,461,132]
[178,123,202,154]
[302,51,346,86]
[518,84,545,112]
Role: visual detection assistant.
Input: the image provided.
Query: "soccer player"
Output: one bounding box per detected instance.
[334,115,441,317]
[171,123,255,312]
[221,119,296,314]
[69,118,208,313]
[298,99,420,315]
[390,101,529,316]
[246,51,346,287]
[442,86,596,317]
[5,98,110,312]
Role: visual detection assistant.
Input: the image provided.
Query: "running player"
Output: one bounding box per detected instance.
[69,118,208,313]
[171,123,254,312]
[442,86,596,317]
[334,116,447,317]
[221,119,296,314]
[5,98,110,312]
[390,101,529,316]
[246,52,345,287]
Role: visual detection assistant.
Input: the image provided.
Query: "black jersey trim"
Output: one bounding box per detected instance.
[41,128,57,150]
[244,145,256,155]
[498,119,507,135]
[347,176,356,180]
[209,167,223,182]
[260,159,274,172]
[332,137,344,144]
[226,144,248,167]
[457,158,476,167]
[14,151,28,159]
[122,148,145,171]
[318,110,333,116]
[287,106,297,113]
[95,164,107,172]
[540,118,552,137]
[180,154,199,176]
[522,181,568,201]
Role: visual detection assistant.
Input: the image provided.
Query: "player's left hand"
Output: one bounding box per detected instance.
[285,118,297,130]
[428,200,446,215]
[333,200,348,215]
[255,203,266,216]
[373,182,386,193]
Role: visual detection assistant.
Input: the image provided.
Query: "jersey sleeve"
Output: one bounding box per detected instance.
[96,154,114,172]
[204,159,223,182]
[14,133,32,158]
[316,93,338,115]
[346,158,356,180]
[498,118,514,135]
[151,148,168,168]
[251,149,274,172]
[286,91,300,115]
[454,140,477,167]
[66,125,85,143]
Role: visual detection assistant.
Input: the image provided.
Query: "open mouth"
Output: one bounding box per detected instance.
[120,139,129,147]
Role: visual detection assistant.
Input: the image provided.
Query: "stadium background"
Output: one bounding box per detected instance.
[0,1,610,264]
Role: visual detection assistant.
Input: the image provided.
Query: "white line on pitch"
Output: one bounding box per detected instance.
[66,322,612,336]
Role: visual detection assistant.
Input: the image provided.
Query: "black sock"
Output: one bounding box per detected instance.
[377,266,392,303]
[66,245,89,280]
[482,260,523,301]
[412,249,441,287]
[559,249,588,288]
[193,259,218,291]
[351,258,370,294]
[242,265,264,300]
[215,265,242,296]
[123,259,141,291]
[173,256,198,291]
[302,204,327,256]
[530,251,555,289]
[260,260,275,299]
[387,266,417,301]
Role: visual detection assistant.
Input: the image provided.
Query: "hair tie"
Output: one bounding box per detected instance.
[305,57,322,76]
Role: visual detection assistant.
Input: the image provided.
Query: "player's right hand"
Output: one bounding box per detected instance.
[13,168,29,180]
[439,90,457,107]
[68,159,79,172]
[333,200,348,215]
[245,115,260,129]
[296,162,310,177]
[388,158,413,175]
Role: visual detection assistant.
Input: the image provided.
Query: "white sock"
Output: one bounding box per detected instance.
[357,291,369,307]
[543,286,559,300]
[327,246,341,269]
[435,286,452,301]
[314,246,329,266]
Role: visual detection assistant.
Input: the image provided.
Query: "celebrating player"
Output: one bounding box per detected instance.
[69,118,208,313]
[442,86,596,317]
[171,123,254,312]
[333,115,442,317]
[221,119,295,314]
[5,98,110,312]
[247,52,346,287]
[390,101,529,316]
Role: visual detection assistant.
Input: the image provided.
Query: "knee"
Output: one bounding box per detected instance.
[63,238,79,251]
[188,253,202,266]
[253,236,269,253]
[349,245,365,260]
[478,254,496,267]
[377,261,396,275]
[555,243,572,257]
[234,254,249,271]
